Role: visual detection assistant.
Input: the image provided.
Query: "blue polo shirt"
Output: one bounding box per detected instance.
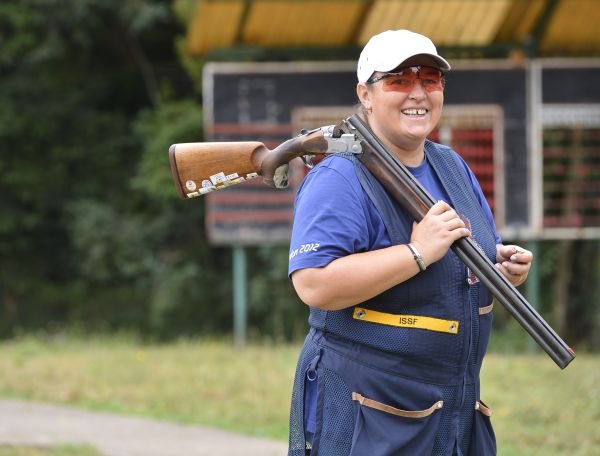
[289,153,500,277]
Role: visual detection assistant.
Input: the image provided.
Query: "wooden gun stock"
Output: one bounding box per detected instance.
[169,142,267,198]
[169,129,329,198]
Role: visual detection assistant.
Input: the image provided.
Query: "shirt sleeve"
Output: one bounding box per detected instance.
[288,157,372,276]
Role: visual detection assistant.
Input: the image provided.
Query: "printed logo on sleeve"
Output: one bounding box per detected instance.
[289,243,320,260]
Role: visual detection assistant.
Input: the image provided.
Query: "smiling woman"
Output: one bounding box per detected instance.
[354,31,449,165]
[286,30,534,456]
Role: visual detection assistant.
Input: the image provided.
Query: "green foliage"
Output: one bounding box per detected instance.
[172,0,199,23]
[0,0,306,341]
[0,0,194,337]
[247,247,308,341]
[133,100,203,200]
[537,240,600,348]
[0,0,597,346]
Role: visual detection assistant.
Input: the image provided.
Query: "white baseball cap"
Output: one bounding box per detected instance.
[357,29,451,83]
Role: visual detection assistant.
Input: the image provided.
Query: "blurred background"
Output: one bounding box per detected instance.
[1,1,599,453]
[1,0,599,349]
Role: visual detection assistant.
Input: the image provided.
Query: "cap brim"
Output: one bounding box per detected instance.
[381,53,451,72]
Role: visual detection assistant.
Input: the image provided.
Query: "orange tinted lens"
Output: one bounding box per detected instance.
[381,67,443,92]
[419,68,444,91]
[381,68,417,91]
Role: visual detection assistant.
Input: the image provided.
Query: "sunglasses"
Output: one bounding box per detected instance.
[367,66,445,92]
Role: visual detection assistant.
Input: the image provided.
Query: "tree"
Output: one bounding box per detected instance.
[0,0,181,334]
[0,0,307,340]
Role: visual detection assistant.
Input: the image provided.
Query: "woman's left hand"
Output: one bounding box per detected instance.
[496,244,533,287]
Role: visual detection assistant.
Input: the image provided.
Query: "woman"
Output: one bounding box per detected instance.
[287,30,532,456]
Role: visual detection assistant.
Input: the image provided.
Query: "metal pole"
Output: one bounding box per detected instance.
[526,56,543,354]
[233,246,247,347]
[528,59,544,235]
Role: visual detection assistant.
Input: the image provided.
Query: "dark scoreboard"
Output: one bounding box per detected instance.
[202,61,600,245]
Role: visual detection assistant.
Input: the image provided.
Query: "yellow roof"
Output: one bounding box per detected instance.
[179,0,600,58]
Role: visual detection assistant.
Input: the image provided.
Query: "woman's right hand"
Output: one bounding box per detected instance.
[410,201,471,267]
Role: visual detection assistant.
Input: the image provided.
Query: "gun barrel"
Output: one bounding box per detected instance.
[345,114,575,369]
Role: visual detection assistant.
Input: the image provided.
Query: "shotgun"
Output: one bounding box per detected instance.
[168,116,575,369]
[344,115,575,369]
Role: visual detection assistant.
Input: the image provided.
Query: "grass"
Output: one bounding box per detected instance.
[0,333,598,454]
[0,334,297,439]
[481,354,599,455]
[0,445,100,456]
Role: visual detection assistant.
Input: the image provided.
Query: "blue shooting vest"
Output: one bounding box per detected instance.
[288,141,498,456]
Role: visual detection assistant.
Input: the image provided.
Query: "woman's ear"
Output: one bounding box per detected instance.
[356,83,371,111]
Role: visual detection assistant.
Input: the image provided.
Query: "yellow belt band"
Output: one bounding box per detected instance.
[353,307,459,335]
